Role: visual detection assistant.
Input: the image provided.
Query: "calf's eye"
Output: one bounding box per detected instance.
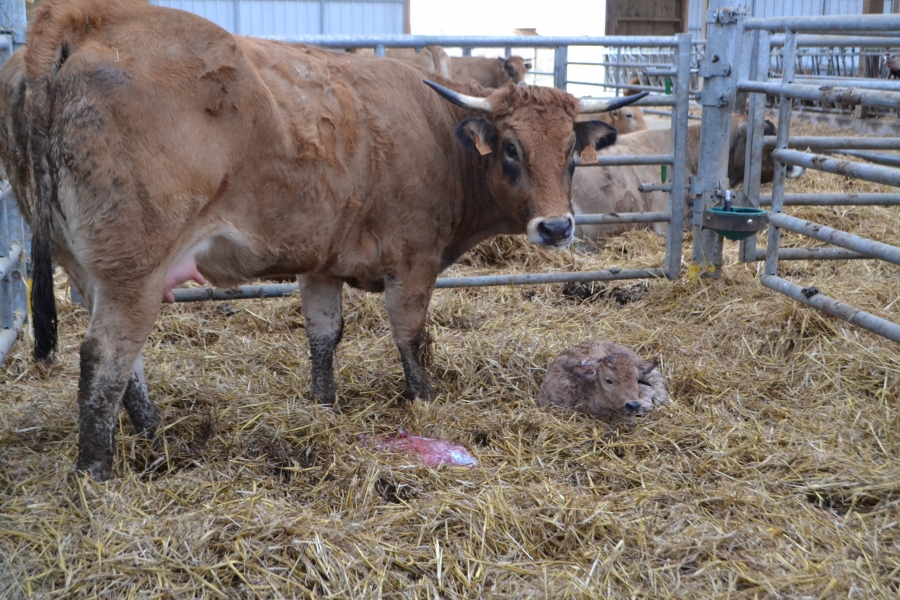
[504,143,518,160]
[605,378,613,385]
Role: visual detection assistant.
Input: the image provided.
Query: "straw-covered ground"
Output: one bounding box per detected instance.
[1,121,899,599]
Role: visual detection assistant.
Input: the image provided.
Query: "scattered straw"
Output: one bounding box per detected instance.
[1,121,899,598]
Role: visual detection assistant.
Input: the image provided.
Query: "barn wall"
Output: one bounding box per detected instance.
[687,0,884,40]
[606,0,687,36]
[149,0,404,36]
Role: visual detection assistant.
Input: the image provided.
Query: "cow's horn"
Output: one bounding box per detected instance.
[424,80,492,113]
[578,91,649,114]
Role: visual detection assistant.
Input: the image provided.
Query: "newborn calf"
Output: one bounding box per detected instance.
[538,340,665,422]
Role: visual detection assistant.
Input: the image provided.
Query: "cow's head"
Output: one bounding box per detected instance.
[501,56,532,83]
[425,81,646,247]
[566,354,657,421]
[730,116,806,187]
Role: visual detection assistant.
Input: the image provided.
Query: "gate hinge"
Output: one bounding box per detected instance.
[706,7,748,25]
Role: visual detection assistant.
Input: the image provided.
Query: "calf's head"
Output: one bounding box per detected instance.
[501,56,532,83]
[567,353,657,420]
[426,81,646,247]
[730,117,806,187]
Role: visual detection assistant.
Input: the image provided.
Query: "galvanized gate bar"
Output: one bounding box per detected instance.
[764,137,900,150]
[258,34,680,49]
[836,150,900,169]
[752,248,867,261]
[575,212,669,225]
[768,212,900,266]
[791,77,900,93]
[759,193,900,206]
[761,275,900,343]
[773,149,900,188]
[746,14,900,33]
[665,33,692,280]
[575,154,673,167]
[771,34,900,47]
[0,240,21,280]
[738,81,900,110]
[171,268,670,302]
[0,311,26,364]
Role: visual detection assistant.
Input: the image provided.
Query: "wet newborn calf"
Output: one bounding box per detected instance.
[538,340,664,422]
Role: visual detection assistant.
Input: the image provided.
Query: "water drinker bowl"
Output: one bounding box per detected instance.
[702,206,769,241]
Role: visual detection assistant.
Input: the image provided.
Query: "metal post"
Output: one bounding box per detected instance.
[765,30,798,278]
[375,44,386,57]
[0,0,27,45]
[739,28,771,262]
[462,47,472,57]
[0,195,13,333]
[554,46,568,91]
[692,2,745,276]
[664,34,692,280]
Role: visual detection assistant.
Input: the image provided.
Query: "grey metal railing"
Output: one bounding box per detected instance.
[0,183,28,364]
[699,4,900,344]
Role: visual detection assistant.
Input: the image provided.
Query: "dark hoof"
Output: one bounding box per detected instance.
[75,457,113,482]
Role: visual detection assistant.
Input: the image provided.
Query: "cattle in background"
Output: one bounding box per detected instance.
[572,116,806,239]
[349,46,451,78]
[450,55,532,87]
[12,0,643,480]
[578,106,648,135]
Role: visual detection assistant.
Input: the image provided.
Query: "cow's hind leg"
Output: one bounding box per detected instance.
[298,274,343,408]
[384,275,435,402]
[121,352,160,437]
[76,292,160,480]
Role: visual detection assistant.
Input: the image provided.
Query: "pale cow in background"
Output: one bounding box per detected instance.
[349,46,451,78]
[450,55,532,87]
[572,116,806,239]
[578,106,648,135]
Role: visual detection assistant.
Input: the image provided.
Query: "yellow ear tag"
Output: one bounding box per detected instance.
[579,147,599,164]
[475,139,492,156]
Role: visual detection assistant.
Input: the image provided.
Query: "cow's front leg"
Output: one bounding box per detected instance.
[121,352,160,437]
[76,291,161,480]
[298,274,344,408]
[384,273,436,402]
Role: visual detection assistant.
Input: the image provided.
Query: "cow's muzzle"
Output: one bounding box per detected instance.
[527,215,574,247]
[786,165,806,179]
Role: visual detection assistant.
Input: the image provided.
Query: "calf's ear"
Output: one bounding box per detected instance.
[524,62,533,70]
[637,359,657,378]
[574,120,618,155]
[566,359,598,382]
[456,117,497,156]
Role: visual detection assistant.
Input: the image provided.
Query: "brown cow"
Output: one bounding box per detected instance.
[349,46,451,78]
[577,106,648,135]
[450,55,532,87]
[13,0,643,480]
[572,116,806,239]
[537,339,659,423]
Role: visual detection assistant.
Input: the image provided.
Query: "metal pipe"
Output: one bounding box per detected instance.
[767,212,900,266]
[746,14,900,33]
[836,150,900,169]
[638,183,673,192]
[0,240,21,281]
[567,61,675,68]
[752,248,867,260]
[791,76,900,93]
[0,310,26,366]
[574,212,670,225]
[760,275,900,343]
[773,149,900,188]
[772,34,900,47]
[764,136,900,150]
[171,268,669,303]
[641,108,702,120]
[759,193,900,206]
[554,46,568,90]
[582,91,678,106]
[665,33,692,280]
[264,34,680,49]
[738,81,900,110]
[575,154,673,167]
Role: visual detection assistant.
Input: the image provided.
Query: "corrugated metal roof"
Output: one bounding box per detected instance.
[150,0,404,36]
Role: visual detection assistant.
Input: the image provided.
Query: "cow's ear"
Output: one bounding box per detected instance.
[503,59,517,78]
[574,120,617,155]
[455,117,497,156]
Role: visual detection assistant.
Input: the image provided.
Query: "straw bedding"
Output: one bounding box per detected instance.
[1,121,899,598]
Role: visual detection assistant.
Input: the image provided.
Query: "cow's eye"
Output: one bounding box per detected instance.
[504,143,518,160]
[604,378,613,385]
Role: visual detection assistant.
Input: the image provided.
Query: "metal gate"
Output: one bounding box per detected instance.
[694,2,900,343]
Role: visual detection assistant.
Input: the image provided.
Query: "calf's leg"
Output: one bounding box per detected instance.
[76,291,160,481]
[298,274,343,408]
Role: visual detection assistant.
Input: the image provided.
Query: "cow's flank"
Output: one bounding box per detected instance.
[13,0,644,479]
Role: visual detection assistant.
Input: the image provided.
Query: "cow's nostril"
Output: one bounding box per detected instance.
[625,401,642,413]
[537,218,573,243]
